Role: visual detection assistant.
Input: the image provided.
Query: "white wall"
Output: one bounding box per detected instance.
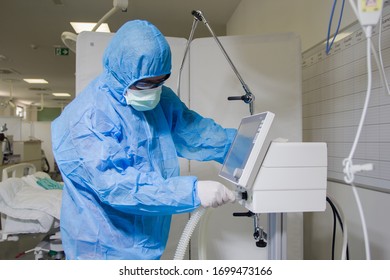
[227,0,390,259]
[227,0,356,52]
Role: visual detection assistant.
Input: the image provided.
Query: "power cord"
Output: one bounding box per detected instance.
[327,196,349,260]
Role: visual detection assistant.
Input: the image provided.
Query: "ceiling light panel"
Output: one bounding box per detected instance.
[70,22,110,33]
[23,79,49,84]
[52,92,71,97]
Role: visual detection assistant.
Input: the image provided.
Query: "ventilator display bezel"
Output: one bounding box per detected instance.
[219,111,274,189]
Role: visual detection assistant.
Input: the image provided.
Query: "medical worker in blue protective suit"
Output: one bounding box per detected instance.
[51,20,237,260]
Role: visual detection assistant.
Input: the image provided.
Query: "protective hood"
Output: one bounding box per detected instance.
[102,20,172,104]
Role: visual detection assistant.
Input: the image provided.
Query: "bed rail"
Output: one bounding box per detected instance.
[2,163,37,182]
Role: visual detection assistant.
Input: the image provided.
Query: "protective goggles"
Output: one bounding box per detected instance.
[133,74,170,90]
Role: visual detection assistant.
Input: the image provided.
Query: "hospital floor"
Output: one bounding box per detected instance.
[0,233,49,260]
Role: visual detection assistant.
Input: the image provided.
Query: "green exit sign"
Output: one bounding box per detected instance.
[55,47,69,56]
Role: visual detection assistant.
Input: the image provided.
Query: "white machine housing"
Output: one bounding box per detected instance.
[242,141,327,213]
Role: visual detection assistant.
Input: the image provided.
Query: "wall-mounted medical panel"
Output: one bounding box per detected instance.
[302,6,390,192]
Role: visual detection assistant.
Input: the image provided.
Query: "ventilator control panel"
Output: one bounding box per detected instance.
[219,111,275,189]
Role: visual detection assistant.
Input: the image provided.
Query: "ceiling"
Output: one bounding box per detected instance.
[0,0,241,109]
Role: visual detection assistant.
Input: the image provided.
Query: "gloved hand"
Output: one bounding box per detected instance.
[196,180,236,208]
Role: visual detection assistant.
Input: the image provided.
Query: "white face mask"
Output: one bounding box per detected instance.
[125,86,162,111]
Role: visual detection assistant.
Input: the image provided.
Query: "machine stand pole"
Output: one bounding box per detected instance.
[267,213,287,260]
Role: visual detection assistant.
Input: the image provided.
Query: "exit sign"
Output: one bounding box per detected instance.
[55,47,69,56]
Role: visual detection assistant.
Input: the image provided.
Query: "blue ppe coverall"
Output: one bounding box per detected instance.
[51,20,236,260]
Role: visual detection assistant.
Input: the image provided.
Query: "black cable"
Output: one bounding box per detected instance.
[41,149,50,173]
[326,196,349,260]
[327,197,337,260]
[332,199,350,260]
[328,197,349,259]
[42,157,50,173]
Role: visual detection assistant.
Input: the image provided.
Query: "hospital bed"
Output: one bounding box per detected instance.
[0,163,64,259]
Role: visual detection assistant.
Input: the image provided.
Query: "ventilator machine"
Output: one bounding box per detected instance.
[219,111,327,214]
[218,111,327,252]
[174,111,327,259]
